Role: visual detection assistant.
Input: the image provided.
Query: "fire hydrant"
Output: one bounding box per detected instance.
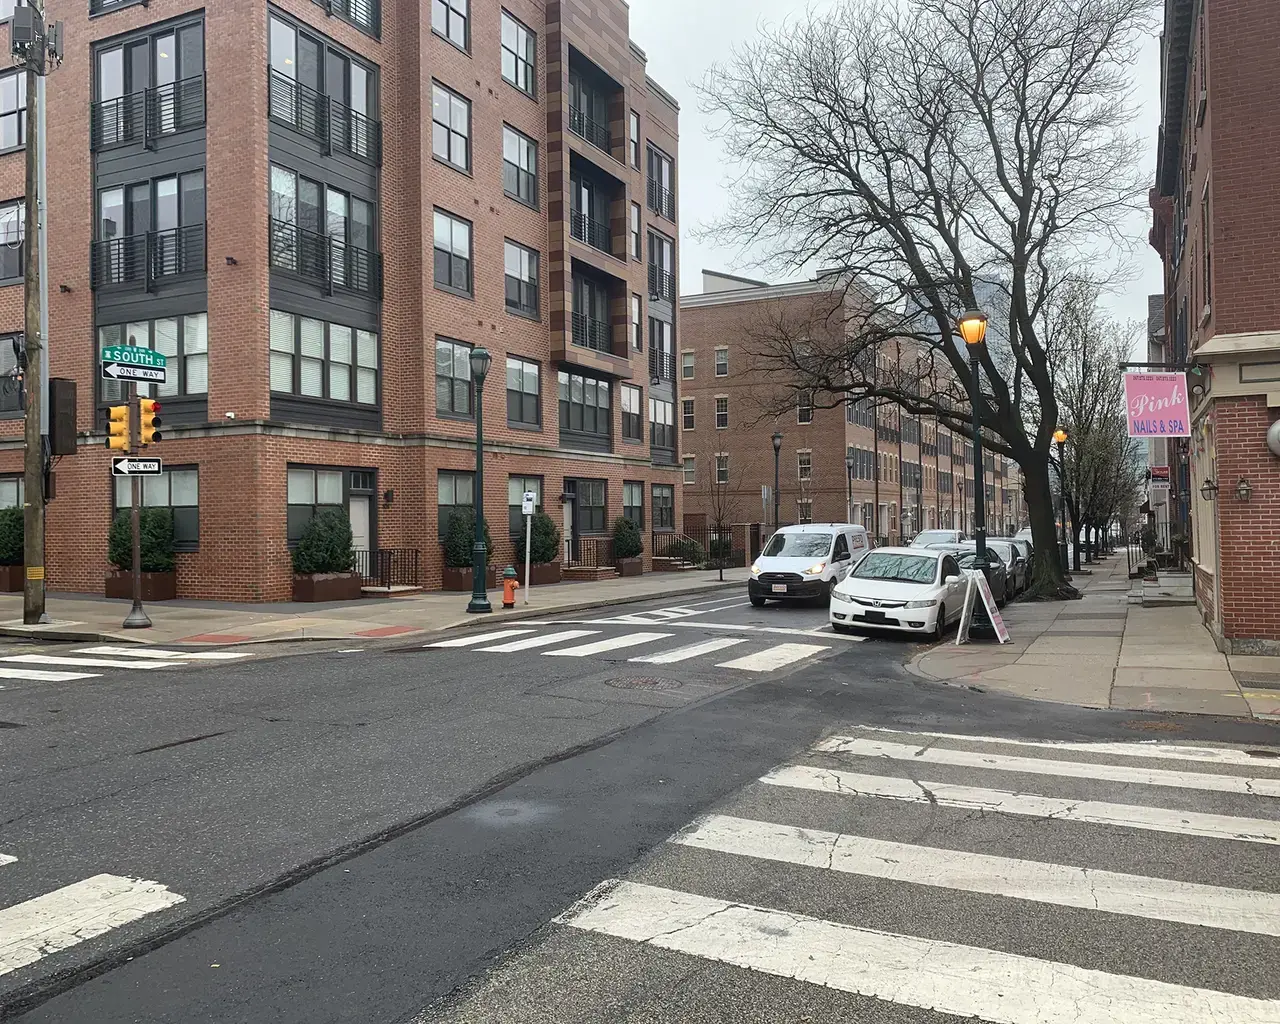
[502,566,520,609]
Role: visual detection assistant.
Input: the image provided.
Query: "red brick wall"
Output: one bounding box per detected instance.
[1194,560,1216,629]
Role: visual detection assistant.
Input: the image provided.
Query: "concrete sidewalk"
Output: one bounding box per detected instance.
[909,555,1280,722]
[0,569,749,646]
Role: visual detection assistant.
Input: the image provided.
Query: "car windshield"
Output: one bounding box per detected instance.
[851,552,937,583]
[762,532,832,559]
[957,552,1002,570]
[912,531,954,547]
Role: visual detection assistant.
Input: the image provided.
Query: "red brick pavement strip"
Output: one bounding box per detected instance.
[354,625,425,638]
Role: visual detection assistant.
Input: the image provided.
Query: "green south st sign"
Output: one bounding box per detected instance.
[100,345,167,368]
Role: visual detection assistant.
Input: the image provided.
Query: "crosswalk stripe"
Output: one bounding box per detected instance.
[0,655,183,670]
[545,632,673,657]
[715,642,829,672]
[629,638,747,664]
[672,814,1280,936]
[762,766,1280,844]
[0,873,185,977]
[849,728,1280,767]
[559,880,1280,1024]
[0,667,101,682]
[814,737,1280,798]
[0,854,14,867]
[77,646,253,661]
[425,629,536,648]
[481,630,600,653]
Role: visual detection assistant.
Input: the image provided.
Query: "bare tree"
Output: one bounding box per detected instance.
[707,455,747,581]
[698,0,1153,596]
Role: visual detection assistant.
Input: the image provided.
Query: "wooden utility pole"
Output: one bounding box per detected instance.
[20,23,45,625]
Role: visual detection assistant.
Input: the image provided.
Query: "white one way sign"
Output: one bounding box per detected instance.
[111,457,163,477]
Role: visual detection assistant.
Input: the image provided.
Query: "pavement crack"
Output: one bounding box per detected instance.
[912,779,939,808]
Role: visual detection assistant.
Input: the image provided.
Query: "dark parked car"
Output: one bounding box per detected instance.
[954,549,1009,607]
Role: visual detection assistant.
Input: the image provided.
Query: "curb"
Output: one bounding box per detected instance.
[0,626,145,644]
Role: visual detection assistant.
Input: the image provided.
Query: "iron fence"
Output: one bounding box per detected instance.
[565,535,614,569]
[568,105,611,152]
[1127,521,1188,576]
[90,76,205,151]
[354,548,420,589]
[90,224,206,290]
[654,526,745,569]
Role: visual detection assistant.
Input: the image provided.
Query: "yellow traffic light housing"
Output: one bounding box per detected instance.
[106,404,130,452]
[138,398,162,445]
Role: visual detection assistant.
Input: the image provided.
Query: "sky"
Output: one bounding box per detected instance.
[627,0,1166,332]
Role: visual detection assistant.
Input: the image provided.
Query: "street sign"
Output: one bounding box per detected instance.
[521,490,537,516]
[100,345,168,383]
[111,456,162,477]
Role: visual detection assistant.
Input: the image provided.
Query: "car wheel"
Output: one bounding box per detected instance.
[931,605,946,642]
[749,593,767,608]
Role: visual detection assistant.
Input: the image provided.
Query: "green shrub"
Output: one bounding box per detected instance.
[612,516,643,560]
[0,506,22,566]
[108,507,176,573]
[443,507,494,568]
[515,510,561,564]
[291,507,355,575]
[668,537,706,566]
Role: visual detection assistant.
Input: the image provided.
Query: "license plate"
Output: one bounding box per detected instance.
[771,584,788,593]
[864,610,887,622]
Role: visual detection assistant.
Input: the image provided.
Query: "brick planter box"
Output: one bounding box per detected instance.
[615,557,643,577]
[105,570,177,602]
[0,564,22,592]
[292,572,363,603]
[442,565,499,592]
[526,560,561,585]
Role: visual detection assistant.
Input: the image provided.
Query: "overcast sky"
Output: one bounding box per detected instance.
[629,0,1165,331]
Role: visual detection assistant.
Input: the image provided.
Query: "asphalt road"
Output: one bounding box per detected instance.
[2,587,1278,1023]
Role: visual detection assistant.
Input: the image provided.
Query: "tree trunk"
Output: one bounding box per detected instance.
[1021,456,1077,599]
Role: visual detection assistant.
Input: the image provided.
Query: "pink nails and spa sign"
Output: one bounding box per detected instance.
[1124,372,1191,437]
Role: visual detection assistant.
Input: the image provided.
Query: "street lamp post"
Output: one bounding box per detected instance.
[466,347,493,614]
[845,449,855,525]
[957,310,989,577]
[1054,427,1069,574]
[772,430,782,530]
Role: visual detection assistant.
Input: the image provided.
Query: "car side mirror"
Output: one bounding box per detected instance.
[944,574,961,585]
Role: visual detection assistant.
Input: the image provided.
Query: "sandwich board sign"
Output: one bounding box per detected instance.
[955,572,1011,645]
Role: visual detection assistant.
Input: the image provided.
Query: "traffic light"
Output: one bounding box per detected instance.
[106,404,130,452]
[138,398,162,445]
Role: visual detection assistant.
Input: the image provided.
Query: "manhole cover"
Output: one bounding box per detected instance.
[607,676,684,691]
[1121,720,1185,733]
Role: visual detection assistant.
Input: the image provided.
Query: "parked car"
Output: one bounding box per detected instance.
[749,524,871,606]
[986,539,1028,596]
[1009,536,1034,575]
[953,548,1009,606]
[910,529,966,548]
[830,547,968,641]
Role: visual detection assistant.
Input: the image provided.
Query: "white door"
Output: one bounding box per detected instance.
[349,495,371,552]
[562,500,574,562]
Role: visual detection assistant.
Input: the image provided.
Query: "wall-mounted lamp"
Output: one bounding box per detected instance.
[58,283,71,294]
[383,488,395,507]
[1236,477,1253,502]
[1191,382,1205,398]
[225,256,238,266]
[1200,479,1219,501]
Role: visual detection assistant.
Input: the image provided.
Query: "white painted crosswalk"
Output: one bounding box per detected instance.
[0,645,253,687]
[429,728,1280,1023]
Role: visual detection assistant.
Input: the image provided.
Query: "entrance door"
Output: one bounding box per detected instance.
[349,495,371,553]
[562,499,574,563]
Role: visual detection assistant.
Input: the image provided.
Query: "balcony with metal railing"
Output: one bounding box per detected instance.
[269,218,383,297]
[648,263,675,303]
[90,76,205,151]
[268,69,382,165]
[569,210,611,254]
[571,310,611,353]
[648,348,674,382]
[647,179,675,221]
[90,224,206,290]
[322,0,380,36]
[568,105,611,155]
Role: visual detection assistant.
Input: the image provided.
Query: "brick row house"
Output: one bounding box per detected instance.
[1149,0,1280,651]
[0,0,681,599]
[679,271,1023,541]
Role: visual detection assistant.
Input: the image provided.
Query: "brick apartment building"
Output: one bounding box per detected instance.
[679,271,1023,542]
[1149,0,1280,651]
[0,0,682,600]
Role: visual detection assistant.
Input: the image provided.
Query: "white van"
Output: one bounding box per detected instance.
[748,524,871,606]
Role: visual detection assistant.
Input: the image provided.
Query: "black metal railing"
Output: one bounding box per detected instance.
[355,548,421,589]
[568,104,611,153]
[647,179,675,220]
[90,0,141,13]
[325,0,380,35]
[269,218,383,297]
[90,224,206,290]
[571,311,611,352]
[570,210,611,253]
[648,263,675,302]
[268,70,382,164]
[648,348,674,382]
[1128,521,1188,576]
[91,76,205,151]
[673,525,747,569]
[565,535,614,569]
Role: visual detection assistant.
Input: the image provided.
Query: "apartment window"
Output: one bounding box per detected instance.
[715,454,729,485]
[269,311,376,406]
[646,146,674,220]
[649,317,670,366]
[267,167,374,294]
[797,391,813,424]
[797,451,812,482]
[681,352,694,379]
[0,70,25,151]
[0,200,23,283]
[652,484,675,530]
[621,384,643,442]
[502,126,538,207]
[286,466,346,544]
[630,202,641,259]
[307,0,377,35]
[623,481,644,526]
[682,398,694,430]
[0,333,21,415]
[714,347,727,377]
[797,499,813,524]
[432,0,468,50]
[1201,180,1212,312]
[115,467,199,550]
[629,110,639,167]
[683,457,696,485]
[631,294,643,351]
[99,315,208,401]
[435,337,473,418]
[649,397,674,449]
[433,209,472,295]
[503,240,539,318]
[648,231,674,301]
[437,470,474,539]
[500,11,535,96]
[559,370,611,439]
[432,83,470,171]
[508,475,542,535]
[505,356,540,428]
[715,396,728,429]
[0,475,21,507]
[94,19,206,146]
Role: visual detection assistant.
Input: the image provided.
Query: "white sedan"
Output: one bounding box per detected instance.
[829,546,968,641]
